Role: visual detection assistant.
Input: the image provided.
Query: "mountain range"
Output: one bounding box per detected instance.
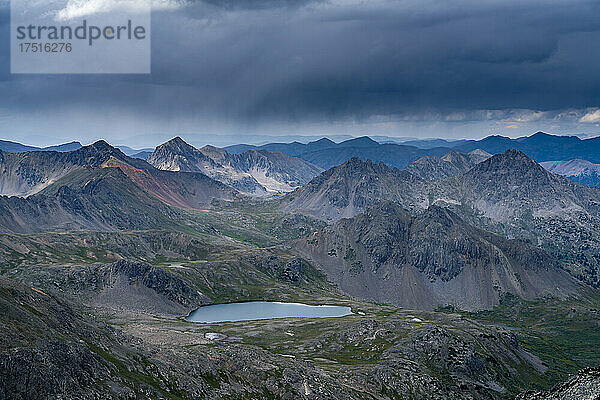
[541,159,600,187]
[148,137,322,195]
[0,134,599,398]
[0,140,83,153]
[452,132,600,163]
[0,141,238,233]
[226,136,452,170]
[0,139,154,157]
[282,148,600,287]
[6,132,600,188]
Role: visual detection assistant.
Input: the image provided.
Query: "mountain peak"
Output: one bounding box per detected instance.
[340,156,384,171]
[501,148,534,161]
[90,140,112,150]
[441,150,464,162]
[155,137,197,154]
[86,140,123,157]
[166,136,192,147]
[468,148,544,178]
[307,138,336,148]
[530,131,552,138]
[468,149,492,158]
[340,136,379,148]
[199,145,229,161]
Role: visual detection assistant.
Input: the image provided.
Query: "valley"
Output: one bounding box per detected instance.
[0,134,599,399]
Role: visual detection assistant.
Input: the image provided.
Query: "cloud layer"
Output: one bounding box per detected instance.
[1,0,600,145]
[55,0,184,21]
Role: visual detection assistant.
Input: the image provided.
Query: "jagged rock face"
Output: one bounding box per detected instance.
[280,149,490,221]
[285,148,600,224]
[541,159,600,187]
[437,149,600,222]
[425,150,600,287]
[147,137,322,195]
[517,367,600,400]
[294,202,581,310]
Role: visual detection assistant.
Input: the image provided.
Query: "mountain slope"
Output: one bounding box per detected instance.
[0,141,238,210]
[541,159,600,187]
[284,149,600,287]
[280,157,421,221]
[294,202,581,310]
[423,150,600,287]
[403,149,491,181]
[517,367,600,400]
[432,149,600,225]
[0,167,178,233]
[148,137,322,195]
[100,155,238,210]
[0,140,147,197]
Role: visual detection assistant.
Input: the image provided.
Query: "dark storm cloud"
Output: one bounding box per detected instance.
[144,0,600,120]
[1,0,600,142]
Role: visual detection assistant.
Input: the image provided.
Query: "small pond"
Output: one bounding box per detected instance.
[186,301,353,323]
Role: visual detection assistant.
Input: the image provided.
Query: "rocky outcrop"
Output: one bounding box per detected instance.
[260,255,308,283]
[17,259,210,315]
[294,202,582,310]
[517,367,600,400]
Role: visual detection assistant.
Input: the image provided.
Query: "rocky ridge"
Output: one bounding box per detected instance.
[148,137,322,195]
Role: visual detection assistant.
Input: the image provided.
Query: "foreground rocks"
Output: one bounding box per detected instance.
[517,367,600,400]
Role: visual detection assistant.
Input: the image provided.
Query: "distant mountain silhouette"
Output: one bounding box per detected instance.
[0,140,82,153]
[227,136,452,170]
[541,159,600,187]
[227,132,600,168]
[453,132,600,163]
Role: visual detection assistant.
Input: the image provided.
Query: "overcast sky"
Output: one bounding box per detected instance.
[2,0,600,148]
